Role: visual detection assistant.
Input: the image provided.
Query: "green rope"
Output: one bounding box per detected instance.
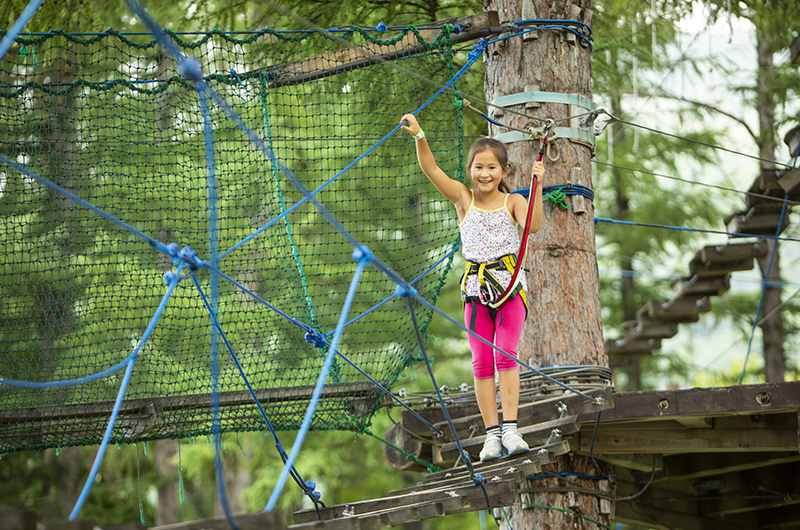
[258,75,342,383]
[178,442,184,504]
[520,502,611,529]
[544,189,569,210]
[136,444,145,524]
[362,428,440,473]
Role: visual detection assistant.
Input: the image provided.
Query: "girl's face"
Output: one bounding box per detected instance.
[469,149,509,193]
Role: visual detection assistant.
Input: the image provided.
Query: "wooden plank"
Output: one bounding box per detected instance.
[689,257,755,277]
[399,405,480,436]
[0,509,37,530]
[614,496,757,530]
[40,521,94,530]
[290,501,447,530]
[670,274,731,298]
[698,242,768,263]
[658,452,800,483]
[585,381,800,421]
[430,387,611,443]
[623,319,678,340]
[776,167,800,196]
[261,12,501,88]
[584,452,664,472]
[293,476,520,524]
[390,447,564,495]
[152,511,285,530]
[605,337,660,356]
[758,503,800,528]
[695,463,800,517]
[577,424,798,453]
[725,209,791,237]
[0,382,376,424]
[438,417,577,462]
[638,297,710,322]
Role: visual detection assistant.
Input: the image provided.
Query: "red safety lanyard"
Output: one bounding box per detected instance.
[492,120,553,309]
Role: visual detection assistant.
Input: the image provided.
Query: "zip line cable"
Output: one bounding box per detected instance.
[593,160,800,206]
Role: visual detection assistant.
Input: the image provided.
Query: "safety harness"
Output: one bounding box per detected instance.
[461,254,528,312]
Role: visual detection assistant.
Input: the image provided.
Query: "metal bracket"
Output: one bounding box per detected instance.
[490,91,599,149]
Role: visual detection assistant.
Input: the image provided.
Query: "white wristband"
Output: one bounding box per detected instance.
[414,129,425,140]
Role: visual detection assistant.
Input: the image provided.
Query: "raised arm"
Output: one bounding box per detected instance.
[400,114,470,209]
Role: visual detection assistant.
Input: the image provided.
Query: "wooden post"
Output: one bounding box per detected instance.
[482,0,611,528]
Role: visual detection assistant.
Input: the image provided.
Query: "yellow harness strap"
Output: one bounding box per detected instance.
[461,254,528,312]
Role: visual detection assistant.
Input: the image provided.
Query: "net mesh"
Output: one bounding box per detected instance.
[0,27,464,454]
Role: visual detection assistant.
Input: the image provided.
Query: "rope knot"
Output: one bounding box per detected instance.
[177,56,203,82]
[472,472,485,486]
[452,24,466,33]
[544,189,569,210]
[178,246,200,270]
[163,271,182,285]
[395,284,417,298]
[375,22,388,31]
[467,39,488,61]
[304,329,328,349]
[166,242,180,263]
[352,245,372,263]
[303,480,322,503]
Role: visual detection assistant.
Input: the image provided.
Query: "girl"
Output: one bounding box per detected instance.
[400,113,544,461]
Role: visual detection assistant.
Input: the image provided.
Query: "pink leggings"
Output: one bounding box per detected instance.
[464,296,526,379]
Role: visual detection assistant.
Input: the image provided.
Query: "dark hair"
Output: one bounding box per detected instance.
[466,137,513,193]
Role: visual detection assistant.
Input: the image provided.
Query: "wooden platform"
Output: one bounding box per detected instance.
[395,380,800,529]
[290,447,567,529]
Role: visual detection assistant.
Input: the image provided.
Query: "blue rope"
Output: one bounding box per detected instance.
[411,293,601,403]
[0,0,44,62]
[323,240,462,337]
[511,18,592,36]
[266,249,371,511]
[739,194,789,385]
[486,26,593,51]
[0,154,174,257]
[595,216,800,244]
[192,277,324,513]
[69,264,185,520]
[0,355,134,388]
[195,81,241,530]
[218,39,487,262]
[399,289,489,503]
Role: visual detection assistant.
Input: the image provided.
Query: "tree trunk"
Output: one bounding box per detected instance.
[482,0,612,528]
[754,26,785,383]
[154,440,179,526]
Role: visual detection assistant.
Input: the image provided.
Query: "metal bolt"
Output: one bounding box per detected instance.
[756,392,770,405]
[658,399,670,410]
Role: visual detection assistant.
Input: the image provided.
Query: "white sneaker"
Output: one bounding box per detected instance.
[502,429,529,456]
[479,435,503,461]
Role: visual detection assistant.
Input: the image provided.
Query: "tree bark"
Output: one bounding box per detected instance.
[754,26,785,383]
[482,0,612,527]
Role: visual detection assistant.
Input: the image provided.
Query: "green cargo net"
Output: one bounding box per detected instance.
[0,27,464,454]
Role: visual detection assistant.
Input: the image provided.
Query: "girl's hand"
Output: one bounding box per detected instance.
[400,114,421,137]
[532,160,545,179]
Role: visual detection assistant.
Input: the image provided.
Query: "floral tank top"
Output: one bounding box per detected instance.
[459,191,526,299]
